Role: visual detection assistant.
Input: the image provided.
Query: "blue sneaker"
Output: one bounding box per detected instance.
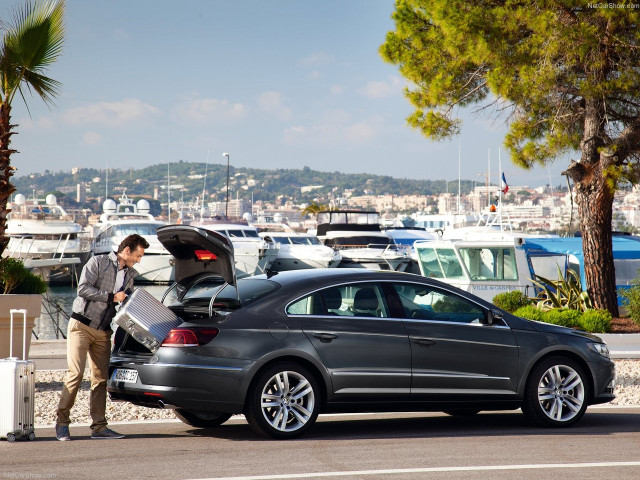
[91,428,125,439]
[55,425,71,441]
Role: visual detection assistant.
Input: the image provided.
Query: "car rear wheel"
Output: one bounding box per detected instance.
[174,409,232,428]
[522,356,589,427]
[245,362,320,439]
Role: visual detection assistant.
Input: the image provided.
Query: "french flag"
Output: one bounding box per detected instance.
[501,172,509,194]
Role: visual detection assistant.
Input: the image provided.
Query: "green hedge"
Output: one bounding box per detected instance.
[512,305,611,334]
[492,290,530,312]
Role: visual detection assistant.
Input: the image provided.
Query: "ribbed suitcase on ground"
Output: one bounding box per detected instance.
[114,288,182,353]
[0,309,36,442]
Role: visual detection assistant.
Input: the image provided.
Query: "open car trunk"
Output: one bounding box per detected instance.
[113,225,237,355]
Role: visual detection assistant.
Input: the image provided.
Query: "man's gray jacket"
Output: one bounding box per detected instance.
[72,251,138,330]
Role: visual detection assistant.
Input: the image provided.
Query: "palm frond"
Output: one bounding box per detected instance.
[2,0,64,106]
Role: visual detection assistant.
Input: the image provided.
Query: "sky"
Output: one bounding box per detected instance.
[4,0,572,189]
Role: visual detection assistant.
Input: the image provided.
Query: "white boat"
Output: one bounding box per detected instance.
[190,220,279,278]
[316,210,410,271]
[259,232,341,271]
[4,194,90,283]
[90,194,172,283]
[412,228,568,303]
[383,227,437,274]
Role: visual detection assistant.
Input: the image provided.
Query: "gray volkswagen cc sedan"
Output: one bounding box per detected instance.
[108,225,615,439]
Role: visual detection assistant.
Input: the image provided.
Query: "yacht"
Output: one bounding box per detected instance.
[315,210,410,271]
[259,232,341,271]
[4,194,89,283]
[189,219,279,278]
[90,194,172,283]
[383,227,437,274]
[412,227,568,303]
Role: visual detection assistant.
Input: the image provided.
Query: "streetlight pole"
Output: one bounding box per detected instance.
[223,152,230,217]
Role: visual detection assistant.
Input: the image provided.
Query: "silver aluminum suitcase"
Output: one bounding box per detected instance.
[0,309,36,442]
[114,288,182,353]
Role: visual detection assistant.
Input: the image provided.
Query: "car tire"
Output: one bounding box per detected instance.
[174,409,232,428]
[522,356,589,427]
[245,362,320,439]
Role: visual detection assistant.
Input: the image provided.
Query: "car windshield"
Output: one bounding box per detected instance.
[163,275,279,309]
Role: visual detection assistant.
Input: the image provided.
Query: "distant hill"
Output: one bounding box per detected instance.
[13,162,476,204]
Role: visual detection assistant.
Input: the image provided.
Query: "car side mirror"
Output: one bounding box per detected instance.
[486,310,504,326]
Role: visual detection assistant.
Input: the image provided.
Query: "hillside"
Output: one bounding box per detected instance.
[14,162,476,205]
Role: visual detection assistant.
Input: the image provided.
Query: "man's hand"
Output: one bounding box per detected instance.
[114,291,128,303]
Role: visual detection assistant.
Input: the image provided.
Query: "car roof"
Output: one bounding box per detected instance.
[254,268,422,289]
[249,268,497,310]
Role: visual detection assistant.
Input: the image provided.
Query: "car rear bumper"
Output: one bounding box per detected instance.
[107,356,249,414]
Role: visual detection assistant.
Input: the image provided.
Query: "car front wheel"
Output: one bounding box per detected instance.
[245,362,320,439]
[522,356,589,427]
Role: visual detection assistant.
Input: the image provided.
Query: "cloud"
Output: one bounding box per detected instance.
[113,29,130,41]
[63,98,159,127]
[330,85,345,95]
[299,52,334,67]
[174,97,246,123]
[257,91,292,120]
[283,113,380,147]
[358,76,405,99]
[83,132,102,145]
[17,115,55,130]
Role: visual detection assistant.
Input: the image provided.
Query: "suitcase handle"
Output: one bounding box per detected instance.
[9,309,28,360]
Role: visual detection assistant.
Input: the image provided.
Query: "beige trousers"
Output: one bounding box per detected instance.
[56,318,112,433]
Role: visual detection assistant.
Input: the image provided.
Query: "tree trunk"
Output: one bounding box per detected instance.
[575,170,618,316]
[573,99,619,316]
[0,102,16,256]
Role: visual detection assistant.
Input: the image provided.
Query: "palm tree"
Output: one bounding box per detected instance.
[0,0,65,254]
[301,201,336,219]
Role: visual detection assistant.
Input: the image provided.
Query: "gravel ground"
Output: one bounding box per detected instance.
[34,360,640,427]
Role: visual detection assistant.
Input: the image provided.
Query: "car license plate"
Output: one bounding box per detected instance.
[113,368,138,383]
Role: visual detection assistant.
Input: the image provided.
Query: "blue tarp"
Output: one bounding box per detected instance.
[522,236,640,302]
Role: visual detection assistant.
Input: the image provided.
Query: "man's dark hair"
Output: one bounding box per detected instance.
[117,234,150,253]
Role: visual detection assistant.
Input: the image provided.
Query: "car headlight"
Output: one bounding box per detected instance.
[587,342,611,359]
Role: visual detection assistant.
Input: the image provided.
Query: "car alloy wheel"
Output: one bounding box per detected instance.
[522,356,588,427]
[245,362,320,439]
[174,409,232,428]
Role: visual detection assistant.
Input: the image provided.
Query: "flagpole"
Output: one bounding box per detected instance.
[458,140,461,212]
[487,148,491,209]
[498,147,502,212]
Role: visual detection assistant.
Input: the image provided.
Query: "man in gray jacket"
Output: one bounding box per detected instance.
[55,234,149,441]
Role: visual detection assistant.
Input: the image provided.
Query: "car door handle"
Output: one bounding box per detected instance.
[312,333,338,343]
[413,338,436,346]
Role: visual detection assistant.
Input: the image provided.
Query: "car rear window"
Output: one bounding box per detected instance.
[217,278,279,306]
[163,276,279,309]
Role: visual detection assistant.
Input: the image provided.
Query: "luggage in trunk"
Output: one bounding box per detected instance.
[114,288,182,353]
[0,309,36,442]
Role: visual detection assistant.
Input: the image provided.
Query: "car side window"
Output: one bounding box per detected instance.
[392,283,486,324]
[286,283,390,318]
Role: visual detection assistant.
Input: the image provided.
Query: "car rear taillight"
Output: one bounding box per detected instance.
[161,328,219,347]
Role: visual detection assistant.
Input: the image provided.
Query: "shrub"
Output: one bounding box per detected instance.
[492,290,530,312]
[530,267,592,312]
[543,308,581,328]
[513,305,544,322]
[579,309,612,334]
[620,283,640,326]
[0,258,47,294]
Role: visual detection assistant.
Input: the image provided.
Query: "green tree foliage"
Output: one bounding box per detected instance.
[0,0,65,255]
[381,1,640,316]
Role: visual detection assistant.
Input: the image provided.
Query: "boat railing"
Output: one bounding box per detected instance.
[7,235,35,260]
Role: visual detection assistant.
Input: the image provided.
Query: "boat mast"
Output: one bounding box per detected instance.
[202,150,209,220]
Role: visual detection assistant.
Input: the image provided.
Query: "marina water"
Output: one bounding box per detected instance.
[37,285,169,341]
